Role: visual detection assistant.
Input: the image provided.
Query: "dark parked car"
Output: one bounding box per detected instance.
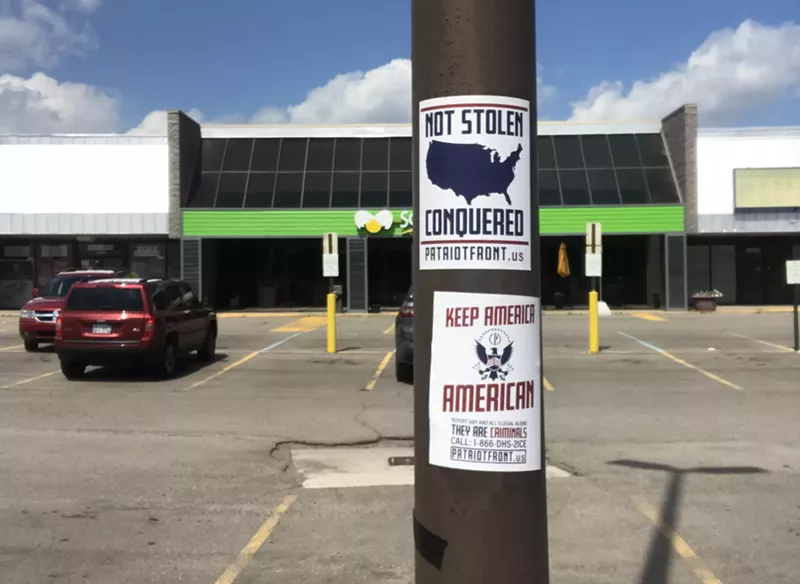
[56,278,217,379]
[394,287,414,383]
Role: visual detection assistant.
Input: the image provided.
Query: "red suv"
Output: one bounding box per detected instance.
[19,269,129,351]
[55,278,218,379]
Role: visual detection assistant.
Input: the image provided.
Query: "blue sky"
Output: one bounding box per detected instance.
[1,0,799,133]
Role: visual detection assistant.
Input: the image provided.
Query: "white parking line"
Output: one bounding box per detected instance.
[183,332,305,391]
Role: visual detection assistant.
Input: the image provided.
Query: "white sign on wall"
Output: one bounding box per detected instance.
[429,291,542,472]
[786,260,800,285]
[418,95,531,271]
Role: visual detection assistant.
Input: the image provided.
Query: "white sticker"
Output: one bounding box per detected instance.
[429,291,541,472]
[418,95,532,271]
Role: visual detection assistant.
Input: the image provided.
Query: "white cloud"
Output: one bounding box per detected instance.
[0,72,118,133]
[0,0,98,72]
[127,108,204,135]
[570,19,800,123]
[252,58,413,124]
[128,58,557,132]
[67,0,101,12]
[250,58,557,125]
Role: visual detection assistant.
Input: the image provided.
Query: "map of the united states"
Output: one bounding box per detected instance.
[426,140,524,205]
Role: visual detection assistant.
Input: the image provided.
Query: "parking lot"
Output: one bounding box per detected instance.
[1,309,799,583]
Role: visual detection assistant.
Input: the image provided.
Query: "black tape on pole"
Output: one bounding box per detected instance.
[413,512,448,570]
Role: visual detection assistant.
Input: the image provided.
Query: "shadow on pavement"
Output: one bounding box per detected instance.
[609,459,767,584]
[76,353,229,383]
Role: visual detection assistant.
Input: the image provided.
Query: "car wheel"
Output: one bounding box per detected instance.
[60,360,85,380]
[24,339,38,352]
[396,361,413,384]
[197,327,217,362]
[153,341,178,379]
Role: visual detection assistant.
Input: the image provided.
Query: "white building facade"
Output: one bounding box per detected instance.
[689,127,800,305]
[0,135,177,309]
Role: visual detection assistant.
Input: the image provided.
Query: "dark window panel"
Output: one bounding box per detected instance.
[201,139,226,171]
[616,168,651,204]
[244,173,275,208]
[277,138,308,172]
[609,134,642,167]
[331,173,360,208]
[306,139,334,172]
[362,138,389,171]
[389,138,412,171]
[645,167,680,203]
[553,136,584,169]
[558,169,591,206]
[250,139,280,171]
[302,172,332,207]
[389,171,412,208]
[360,172,388,208]
[334,138,361,171]
[537,136,556,170]
[637,134,670,167]
[581,135,613,169]
[273,173,304,208]
[215,173,248,208]
[221,138,253,171]
[587,169,621,205]
[538,170,561,206]
[192,173,220,207]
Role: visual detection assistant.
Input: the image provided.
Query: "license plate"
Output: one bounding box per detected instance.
[92,324,112,335]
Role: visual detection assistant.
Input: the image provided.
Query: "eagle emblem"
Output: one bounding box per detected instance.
[475,329,514,381]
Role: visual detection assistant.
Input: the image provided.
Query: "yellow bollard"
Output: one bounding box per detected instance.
[326,292,337,353]
[589,290,599,354]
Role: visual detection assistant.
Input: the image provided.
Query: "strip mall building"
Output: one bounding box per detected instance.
[1,104,798,310]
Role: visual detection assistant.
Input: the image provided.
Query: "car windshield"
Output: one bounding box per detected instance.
[41,276,88,297]
[66,287,144,312]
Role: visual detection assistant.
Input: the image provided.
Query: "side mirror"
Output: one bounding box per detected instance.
[32,288,40,298]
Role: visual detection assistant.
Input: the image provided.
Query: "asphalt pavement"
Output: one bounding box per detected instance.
[0,310,798,583]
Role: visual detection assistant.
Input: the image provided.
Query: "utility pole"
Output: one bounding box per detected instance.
[412,1,549,582]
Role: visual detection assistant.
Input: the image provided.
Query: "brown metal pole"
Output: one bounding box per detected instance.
[412,0,549,582]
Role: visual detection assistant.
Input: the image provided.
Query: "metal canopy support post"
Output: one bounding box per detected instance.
[412,1,549,582]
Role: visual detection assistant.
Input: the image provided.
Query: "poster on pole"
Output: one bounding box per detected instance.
[429,290,542,472]
[418,95,532,271]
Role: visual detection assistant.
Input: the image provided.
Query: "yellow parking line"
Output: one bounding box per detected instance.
[544,377,554,392]
[272,316,327,333]
[183,351,259,391]
[0,344,22,352]
[383,322,395,335]
[619,332,742,391]
[365,350,395,391]
[636,500,723,584]
[1,370,59,389]
[214,494,298,584]
[632,312,666,322]
[725,331,794,352]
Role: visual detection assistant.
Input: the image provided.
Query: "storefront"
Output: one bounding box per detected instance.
[166,108,693,311]
[0,135,173,309]
[690,127,800,305]
[180,203,684,310]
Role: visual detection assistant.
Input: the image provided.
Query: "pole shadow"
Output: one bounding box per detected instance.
[608,459,767,584]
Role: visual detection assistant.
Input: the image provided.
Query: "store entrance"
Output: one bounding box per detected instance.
[368,237,412,307]
[540,235,651,308]
[208,238,346,310]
